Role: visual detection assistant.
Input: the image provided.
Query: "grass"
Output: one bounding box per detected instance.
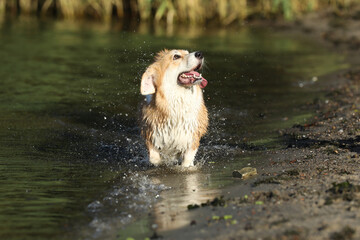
[0,0,357,25]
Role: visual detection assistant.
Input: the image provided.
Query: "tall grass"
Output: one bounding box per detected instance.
[0,0,357,25]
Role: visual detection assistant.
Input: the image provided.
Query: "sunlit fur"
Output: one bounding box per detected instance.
[140,49,208,167]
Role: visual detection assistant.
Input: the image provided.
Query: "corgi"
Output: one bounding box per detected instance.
[140,49,208,167]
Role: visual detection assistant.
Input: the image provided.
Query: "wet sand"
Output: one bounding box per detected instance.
[156,10,360,240]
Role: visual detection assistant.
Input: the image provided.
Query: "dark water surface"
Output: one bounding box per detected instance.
[0,17,348,239]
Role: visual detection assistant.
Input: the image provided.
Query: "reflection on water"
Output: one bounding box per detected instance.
[151,170,220,231]
[0,17,349,239]
[85,165,229,239]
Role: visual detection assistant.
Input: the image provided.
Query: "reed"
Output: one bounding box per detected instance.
[137,0,151,20]
[0,0,357,25]
[0,0,5,15]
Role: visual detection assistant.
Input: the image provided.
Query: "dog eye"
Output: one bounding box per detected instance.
[173,54,181,60]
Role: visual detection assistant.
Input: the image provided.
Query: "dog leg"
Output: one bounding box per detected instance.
[182,148,198,167]
[148,146,162,166]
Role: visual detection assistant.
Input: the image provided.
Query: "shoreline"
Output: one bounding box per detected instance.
[160,11,360,240]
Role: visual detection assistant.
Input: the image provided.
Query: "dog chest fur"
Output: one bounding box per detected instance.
[151,86,202,155]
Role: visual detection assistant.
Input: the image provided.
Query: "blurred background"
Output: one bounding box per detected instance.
[0,0,358,26]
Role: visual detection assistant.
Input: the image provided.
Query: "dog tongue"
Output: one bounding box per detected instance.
[200,78,208,88]
[183,71,208,88]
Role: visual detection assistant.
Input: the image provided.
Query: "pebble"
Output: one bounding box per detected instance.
[232,167,257,179]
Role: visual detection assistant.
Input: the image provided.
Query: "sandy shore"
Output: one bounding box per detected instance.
[158,9,360,240]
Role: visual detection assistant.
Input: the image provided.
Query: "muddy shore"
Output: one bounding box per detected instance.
[156,10,360,240]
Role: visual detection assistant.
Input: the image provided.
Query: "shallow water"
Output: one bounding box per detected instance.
[0,17,348,239]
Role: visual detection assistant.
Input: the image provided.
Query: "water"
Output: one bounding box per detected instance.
[0,17,348,239]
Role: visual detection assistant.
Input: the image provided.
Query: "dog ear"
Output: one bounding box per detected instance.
[140,66,156,95]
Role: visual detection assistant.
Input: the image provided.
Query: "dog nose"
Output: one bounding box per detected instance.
[195,51,203,59]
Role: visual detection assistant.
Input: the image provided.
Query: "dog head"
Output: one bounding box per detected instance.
[140,49,208,95]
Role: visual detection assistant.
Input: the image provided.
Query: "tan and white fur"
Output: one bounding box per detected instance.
[140,49,208,167]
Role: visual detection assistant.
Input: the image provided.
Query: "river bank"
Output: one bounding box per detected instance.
[158,10,360,240]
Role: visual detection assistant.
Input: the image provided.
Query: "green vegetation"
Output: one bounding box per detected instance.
[0,0,357,25]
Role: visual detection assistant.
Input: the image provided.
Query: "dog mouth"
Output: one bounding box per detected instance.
[177,64,208,88]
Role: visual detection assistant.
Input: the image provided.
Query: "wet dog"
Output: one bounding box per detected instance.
[140,49,208,167]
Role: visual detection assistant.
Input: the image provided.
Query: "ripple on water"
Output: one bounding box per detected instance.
[85,172,170,238]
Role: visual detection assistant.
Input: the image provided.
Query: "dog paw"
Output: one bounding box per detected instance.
[149,160,161,166]
[149,156,162,166]
[181,162,194,168]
